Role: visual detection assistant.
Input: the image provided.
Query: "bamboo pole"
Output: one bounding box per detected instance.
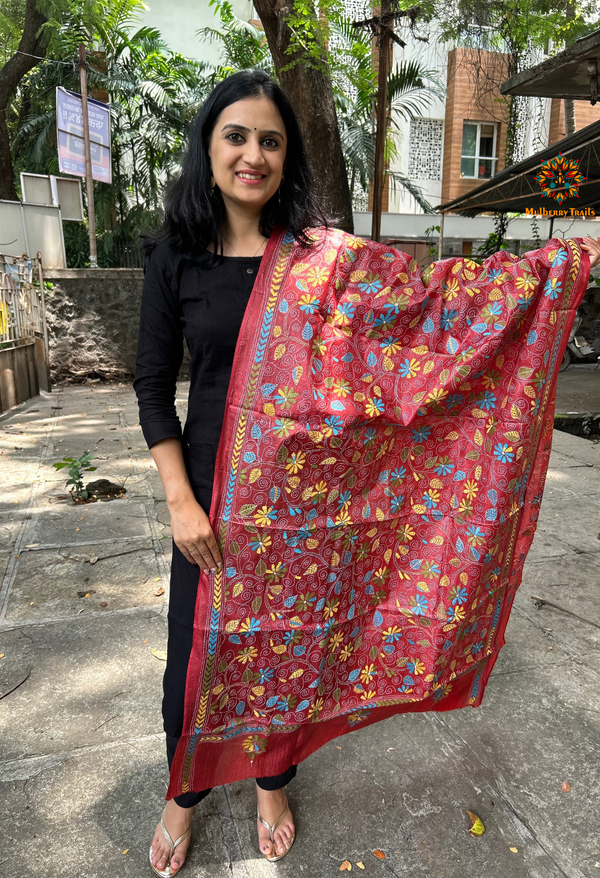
[78,43,97,268]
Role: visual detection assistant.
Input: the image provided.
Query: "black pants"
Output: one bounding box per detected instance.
[163,445,297,808]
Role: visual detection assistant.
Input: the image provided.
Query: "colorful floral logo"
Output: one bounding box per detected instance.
[534,152,585,205]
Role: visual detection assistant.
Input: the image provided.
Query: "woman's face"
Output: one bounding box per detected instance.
[207,95,287,215]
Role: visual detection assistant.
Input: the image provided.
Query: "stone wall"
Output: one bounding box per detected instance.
[44,268,144,381]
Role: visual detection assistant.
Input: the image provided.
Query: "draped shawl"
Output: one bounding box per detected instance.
[168,226,589,798]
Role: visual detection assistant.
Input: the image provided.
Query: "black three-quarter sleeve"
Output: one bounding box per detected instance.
[133,243,184,449]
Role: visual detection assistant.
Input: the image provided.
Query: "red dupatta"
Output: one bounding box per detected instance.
[168,225,589,798]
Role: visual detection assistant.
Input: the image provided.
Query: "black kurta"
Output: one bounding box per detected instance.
[133,242,263,738]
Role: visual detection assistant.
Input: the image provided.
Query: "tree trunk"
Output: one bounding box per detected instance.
[0,0,49,200]
[253,0,353,233]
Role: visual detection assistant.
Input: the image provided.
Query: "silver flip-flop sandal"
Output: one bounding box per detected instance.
[257,800,295,862]
[149,811,192,877]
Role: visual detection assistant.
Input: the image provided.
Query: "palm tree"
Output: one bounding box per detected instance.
[329,15,446,213]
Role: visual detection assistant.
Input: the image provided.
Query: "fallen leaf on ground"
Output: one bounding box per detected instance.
[122,849,129,855]
[0,654,4,659]
[466,810,485,836]
[151,648,167,661]
[374,849,385,859]
[509,847,518,853]
[155,577,161,581]
[155,586,165,596]
[24,544,39,548]
[356,863,365,870]
[561,781,571,792]
[100,602,107,607]
[340,861,351,871]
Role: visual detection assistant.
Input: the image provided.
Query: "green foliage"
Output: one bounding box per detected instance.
[53,451,97,499]
[200,1,272,77]
[6,0,212,266]
[329,12,444,212]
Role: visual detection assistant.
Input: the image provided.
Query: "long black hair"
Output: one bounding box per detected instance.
[143,70,328,262]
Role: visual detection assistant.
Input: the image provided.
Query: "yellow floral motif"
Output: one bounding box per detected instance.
[463,480,479,500]
[515,273,536,292]
[306,266,329,286]
[411,659,426,675]
[426,388,448,404]
[381,338,401,355]
[361,689,377,701]
[333,378,352,397]
[339,643,354,661]
[299,293,319,311]
[323,598,340,619]
[443,278,460,301]
[403,358,421,378]
[396,524,415,542]
[308,698,324,720]
[285,451,306,473]
[360,663,376,684]
[335,510,352,527]
[328,631,344,652]
[365,398,384,418]
[312,335,327,355]
[254,506,276,527]
[236,646,258,664]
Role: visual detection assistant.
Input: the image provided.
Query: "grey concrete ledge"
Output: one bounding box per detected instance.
[44,268,144,280]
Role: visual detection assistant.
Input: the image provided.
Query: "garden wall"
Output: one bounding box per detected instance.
[43,269,144,381]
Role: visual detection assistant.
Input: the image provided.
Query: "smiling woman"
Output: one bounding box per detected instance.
[134,69,600,878]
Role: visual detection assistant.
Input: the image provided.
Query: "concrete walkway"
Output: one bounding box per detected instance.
[1,383,599,878]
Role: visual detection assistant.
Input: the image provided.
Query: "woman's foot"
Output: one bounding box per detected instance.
[150,799,194,874]
[255,784,295,858]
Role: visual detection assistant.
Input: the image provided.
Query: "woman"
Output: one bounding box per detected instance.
[135,69,600,876]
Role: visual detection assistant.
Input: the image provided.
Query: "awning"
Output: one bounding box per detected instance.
[437,119,600,216]
[500,29,599,103]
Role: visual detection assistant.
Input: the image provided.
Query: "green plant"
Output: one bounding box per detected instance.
[52,451,97,500]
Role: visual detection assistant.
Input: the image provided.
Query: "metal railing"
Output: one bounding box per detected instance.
[0,253,48,352]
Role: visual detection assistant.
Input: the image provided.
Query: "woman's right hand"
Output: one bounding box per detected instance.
[168,495,223,572]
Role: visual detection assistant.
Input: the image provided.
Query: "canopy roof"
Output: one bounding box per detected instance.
[500,29,599,102]
[438,119,600,216]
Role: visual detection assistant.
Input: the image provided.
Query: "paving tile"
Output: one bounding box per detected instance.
[0,611,166,760]
[5,541,164,622]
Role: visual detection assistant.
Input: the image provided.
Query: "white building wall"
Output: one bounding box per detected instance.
[140,0,254,63]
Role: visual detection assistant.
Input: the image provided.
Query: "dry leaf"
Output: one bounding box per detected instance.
[155,586,165,596]
[374,849,386,859]
[100,602,107,607]
[0,654,4,659]
[151,648,167,661]
[155,577,161,581]
[24,543,39,548]
[466,810,485,836]
[356,864,365,870]
[84,592,91,598]
[122,849,129,855]
[340,861,352,871]
[509,847,518,853]
[561,781,571,792]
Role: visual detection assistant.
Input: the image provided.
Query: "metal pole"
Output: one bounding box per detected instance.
[371,0,391,243]
[437,212,444,260]
[78,43,98,268]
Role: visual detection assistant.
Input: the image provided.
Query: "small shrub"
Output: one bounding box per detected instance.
[53,451,97,500]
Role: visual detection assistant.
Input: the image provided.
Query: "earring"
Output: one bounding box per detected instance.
[210,175,216,188]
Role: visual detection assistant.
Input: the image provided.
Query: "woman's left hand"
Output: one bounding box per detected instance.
[582,234,600,268]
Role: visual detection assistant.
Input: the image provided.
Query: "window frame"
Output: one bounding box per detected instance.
[460,121,498,180]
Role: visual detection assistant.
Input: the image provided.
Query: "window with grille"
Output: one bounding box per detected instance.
[460,122,498,179]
